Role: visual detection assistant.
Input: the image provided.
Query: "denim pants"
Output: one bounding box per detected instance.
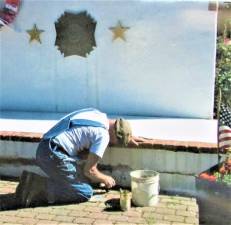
[36,139,93,203]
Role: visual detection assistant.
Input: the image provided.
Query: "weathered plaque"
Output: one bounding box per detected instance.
[55,11,96,57]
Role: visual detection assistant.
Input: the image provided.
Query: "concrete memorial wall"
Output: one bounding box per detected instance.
[0,0,217,118]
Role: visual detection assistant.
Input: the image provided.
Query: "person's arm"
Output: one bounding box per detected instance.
[83,153,116,189]
[128,136,154,147]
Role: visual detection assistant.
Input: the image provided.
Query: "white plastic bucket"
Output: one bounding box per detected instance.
[130,170,159,207]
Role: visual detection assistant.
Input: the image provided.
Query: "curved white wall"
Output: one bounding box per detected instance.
[0,0,217,118]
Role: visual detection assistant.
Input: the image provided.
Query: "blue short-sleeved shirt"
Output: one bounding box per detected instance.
[53,126,109,158]
[47,108,110,158]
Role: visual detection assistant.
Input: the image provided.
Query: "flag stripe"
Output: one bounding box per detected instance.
[220,145,231,150]
[219,139,231,145]
[219,126,231,131]
[218,125,231,150]
[219,130,231,135]
[219,133,231,139]
[219,143,231,149]
[219,105,231,150]
[219,137,231,143]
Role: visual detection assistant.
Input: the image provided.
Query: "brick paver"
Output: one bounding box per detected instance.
[0,180,199,224]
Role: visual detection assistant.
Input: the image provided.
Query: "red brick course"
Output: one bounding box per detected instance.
[0,130,218,153]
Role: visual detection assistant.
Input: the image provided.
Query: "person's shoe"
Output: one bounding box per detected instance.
[16,171,48,207]
[25,173,48,207]
[0,193,19,210]
[15,170,31,206]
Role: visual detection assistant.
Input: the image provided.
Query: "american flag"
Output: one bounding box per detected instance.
[218,104,231,150]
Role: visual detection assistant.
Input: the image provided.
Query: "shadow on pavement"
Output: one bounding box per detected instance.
[104,198,121,211]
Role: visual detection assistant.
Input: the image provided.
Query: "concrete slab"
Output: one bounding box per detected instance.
[0,111,217,144]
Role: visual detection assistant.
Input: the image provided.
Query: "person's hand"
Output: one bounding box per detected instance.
[128,136,153,147]
[128,137,140,147]
[103,175,116,189]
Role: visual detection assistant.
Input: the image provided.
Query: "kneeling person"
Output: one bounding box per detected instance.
[16,108,132,207]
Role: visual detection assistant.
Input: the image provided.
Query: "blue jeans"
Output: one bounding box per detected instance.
[36,139,93,203]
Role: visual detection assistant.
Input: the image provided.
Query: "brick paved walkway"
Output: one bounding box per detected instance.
[0,180,199,225]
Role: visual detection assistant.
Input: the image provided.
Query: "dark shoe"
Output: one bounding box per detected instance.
[16,171,48,207]
[0,193,19,211]
[15,170,29,203]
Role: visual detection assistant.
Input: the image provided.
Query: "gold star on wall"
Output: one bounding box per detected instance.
[26,24,44,44]
[109,21,130,41]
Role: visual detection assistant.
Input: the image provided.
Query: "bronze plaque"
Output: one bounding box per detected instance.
[55,11,96,57]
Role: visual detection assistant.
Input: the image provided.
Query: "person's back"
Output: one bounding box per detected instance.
[53,126,109,159]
